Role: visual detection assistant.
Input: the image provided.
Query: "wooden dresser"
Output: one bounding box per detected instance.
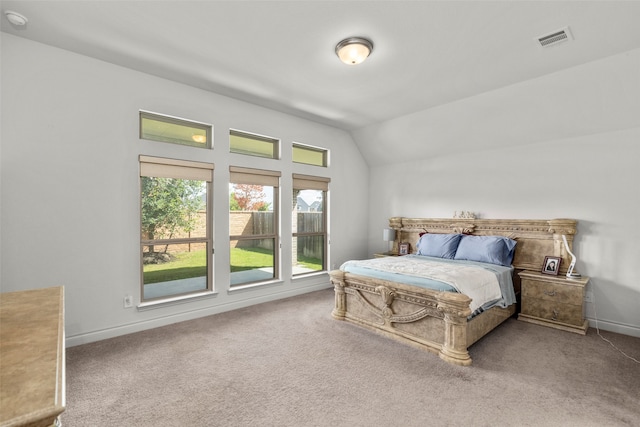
[0,286,65,427]
[518,271,589,335]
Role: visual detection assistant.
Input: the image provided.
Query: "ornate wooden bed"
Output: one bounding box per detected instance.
[330,217,578,366]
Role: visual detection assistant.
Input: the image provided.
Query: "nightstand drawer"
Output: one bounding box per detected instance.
[521,280,583,306]
[521,298,583,326]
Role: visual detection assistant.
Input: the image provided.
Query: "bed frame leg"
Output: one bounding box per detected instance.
[330,271,346,320]
[439,304,472,366]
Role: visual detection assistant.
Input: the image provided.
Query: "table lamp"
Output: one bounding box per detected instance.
[562,235,582,279]
[383,228,396,253]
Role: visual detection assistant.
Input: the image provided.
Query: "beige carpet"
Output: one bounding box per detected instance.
[63,288,640,426]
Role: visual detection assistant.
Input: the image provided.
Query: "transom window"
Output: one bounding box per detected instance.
[230,129,279,159]
[292,143,328,167]
[140,111,212,149]
[140,156,213,302]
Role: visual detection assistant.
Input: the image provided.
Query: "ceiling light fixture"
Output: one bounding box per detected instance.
[335,37,373,65]
[4,10,28,27]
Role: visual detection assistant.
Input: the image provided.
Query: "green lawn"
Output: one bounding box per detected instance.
[230,246,273,272]
[296,254,323,271]
[143,250,206,284]
[230,246,321,271]
[143,247,322,284]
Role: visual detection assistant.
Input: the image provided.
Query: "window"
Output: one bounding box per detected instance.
[230,129,279,159]
[292,143,328,167]
[140,156,213,302]
[140,111,212,149]
[229,167,281,287]
[292,174,329,275]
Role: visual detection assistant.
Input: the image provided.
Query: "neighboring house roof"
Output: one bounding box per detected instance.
[309,200,322,211]
[296,196,322,212]
[296,197,311,211]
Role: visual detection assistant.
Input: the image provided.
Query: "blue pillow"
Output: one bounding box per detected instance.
[454,235,517,266]
[416,233,462,259]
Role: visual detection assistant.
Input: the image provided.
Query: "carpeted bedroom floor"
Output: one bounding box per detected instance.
[63,288,640,427]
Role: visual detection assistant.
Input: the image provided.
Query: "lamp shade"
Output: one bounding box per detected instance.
[383,228,396,242]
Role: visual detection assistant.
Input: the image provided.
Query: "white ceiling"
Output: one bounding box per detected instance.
[2,1,640,164]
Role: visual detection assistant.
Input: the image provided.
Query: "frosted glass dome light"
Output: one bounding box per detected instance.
[4,10,28,27]
[335,37,373,65]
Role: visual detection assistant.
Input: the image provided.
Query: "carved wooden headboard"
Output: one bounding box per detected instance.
[388,217,577,274]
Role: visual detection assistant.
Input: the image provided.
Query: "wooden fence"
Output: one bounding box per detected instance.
[148,211,323,260]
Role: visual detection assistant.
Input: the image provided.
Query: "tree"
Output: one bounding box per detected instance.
[229,191,241,211]
[230,184,270,211]
[141,177,205,253]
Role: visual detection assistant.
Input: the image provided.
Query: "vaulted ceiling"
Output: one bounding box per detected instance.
[2,1,640,165]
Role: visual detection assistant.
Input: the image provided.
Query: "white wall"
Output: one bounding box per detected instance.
[3,32,638,345]
[0,34,370,345]
[365,51,640,337]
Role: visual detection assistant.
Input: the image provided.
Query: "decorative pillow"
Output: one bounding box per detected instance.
[416,233,462,259]
[454,235,517,266]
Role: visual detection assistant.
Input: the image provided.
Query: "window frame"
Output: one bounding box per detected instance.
[139,155,214,304]
[229,129,280,159]
[292,174,330,276]
[140,110,212,149]
[229,166,281,288]
[292,142,329,167]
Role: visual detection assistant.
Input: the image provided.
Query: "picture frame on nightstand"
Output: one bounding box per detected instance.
[398,242,409,255]
[542,256,561,275]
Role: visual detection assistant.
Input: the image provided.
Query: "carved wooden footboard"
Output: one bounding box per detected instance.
[331,270,479,365]
[331,217,577,366]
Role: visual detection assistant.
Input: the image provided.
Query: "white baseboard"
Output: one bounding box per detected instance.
[66,282,332,347]
[587,317,640,338]
[66,286,640,347]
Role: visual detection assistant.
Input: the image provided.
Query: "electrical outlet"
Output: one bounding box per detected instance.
[584,291,593,303]
[123,295,133,308]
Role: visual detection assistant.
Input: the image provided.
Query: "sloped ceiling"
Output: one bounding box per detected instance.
[2,1,640,165]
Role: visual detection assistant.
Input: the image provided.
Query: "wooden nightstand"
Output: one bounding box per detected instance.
[518,270,589,335]
[373,252,399,258]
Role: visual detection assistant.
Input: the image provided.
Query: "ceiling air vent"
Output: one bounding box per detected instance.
[536,26,573,48]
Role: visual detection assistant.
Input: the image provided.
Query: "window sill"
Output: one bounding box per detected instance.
[292,270,328,280]
[227,279,283,294]
[137,290,218,311]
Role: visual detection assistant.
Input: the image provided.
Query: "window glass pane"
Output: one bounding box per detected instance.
[230,130,278,159]
[141,177,207,239]
[292,188,326,275]
[292,144,327,167]
[140,168,210,302]
[230,238,275,286]
[293,235,324,274]
[229,183,275,236]
[142,243,208,300]
[295,190,324,231]
[140,112,211,148]
[229,169,279,287]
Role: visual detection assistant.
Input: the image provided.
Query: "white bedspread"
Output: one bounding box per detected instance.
[343,256,502,313]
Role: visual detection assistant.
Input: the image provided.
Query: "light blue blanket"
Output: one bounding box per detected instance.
[340,255,516,316]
